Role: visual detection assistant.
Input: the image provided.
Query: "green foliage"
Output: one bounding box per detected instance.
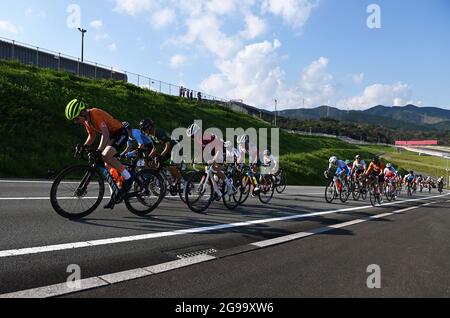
[0,60,410,184]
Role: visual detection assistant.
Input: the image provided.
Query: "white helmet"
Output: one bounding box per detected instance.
[186,123,200,137]
[263,150,271,156]
[329,156,338,165]
[237,135,249,144]
[224,141,233,148]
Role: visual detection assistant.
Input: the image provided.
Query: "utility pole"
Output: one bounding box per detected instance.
[78,28,87,62]
[275,99,278,127]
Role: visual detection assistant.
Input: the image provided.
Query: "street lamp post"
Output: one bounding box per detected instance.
[274,99,278,127]
[78,28,87,62]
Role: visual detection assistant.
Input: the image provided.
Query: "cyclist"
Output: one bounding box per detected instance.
[224,141,241,165]
[437,176,445,191]
[351,155,367,179]
[65,99,132,209]
[327,156,350,190]
[365,156,385,201]
[120,121,153,162]
[262,149,279,176]
[384,163,398,198]
[141,118,184,187]
[186,123,233,196]
[238,135,261,192]
[403,171,416,190]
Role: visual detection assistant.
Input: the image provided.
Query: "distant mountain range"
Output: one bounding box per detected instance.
[278,105,450,131]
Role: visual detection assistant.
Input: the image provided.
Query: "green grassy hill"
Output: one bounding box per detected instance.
[1,60,440,185]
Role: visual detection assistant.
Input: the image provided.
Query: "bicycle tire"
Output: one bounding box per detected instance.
[184,170,214,214]
[50,165,105,220]
[259,175,275,204]
[125,169,165,216]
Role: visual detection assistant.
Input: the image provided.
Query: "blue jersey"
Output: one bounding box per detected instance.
[128,129,153,147]
[335,160,350,176]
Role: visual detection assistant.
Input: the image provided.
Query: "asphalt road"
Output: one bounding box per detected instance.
[0,179,449,298]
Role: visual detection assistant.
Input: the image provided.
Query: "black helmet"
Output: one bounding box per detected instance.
[372,156,380,164]
[139,118,154,131]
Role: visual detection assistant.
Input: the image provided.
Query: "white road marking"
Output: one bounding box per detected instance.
[0,277,109,298]
[0,194,448,259]
[251,202,434,248]
[1,199,441,298]
[0,197,103,201]
[0,255,217,298]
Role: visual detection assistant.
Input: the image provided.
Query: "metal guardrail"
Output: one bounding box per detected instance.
[0,36,228,103]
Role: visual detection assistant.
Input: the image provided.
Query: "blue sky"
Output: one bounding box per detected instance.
[0,0,449,110]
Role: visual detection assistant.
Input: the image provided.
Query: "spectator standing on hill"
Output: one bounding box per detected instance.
[190,90,194,100]
[197,92,202,101]
[179,86,184,97]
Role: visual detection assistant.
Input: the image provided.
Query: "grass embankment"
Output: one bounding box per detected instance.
[0,60,421,185]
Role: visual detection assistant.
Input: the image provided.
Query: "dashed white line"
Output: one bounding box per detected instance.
[0,255,217,298]
[251,201,434,248]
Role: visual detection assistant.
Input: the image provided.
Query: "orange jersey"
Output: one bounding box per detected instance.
[366,162,385,175]
[84,108,123,136]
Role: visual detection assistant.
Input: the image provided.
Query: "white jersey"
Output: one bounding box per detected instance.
[239,143,258,164]
[226,147,241,163]
[262,154,279,174]
[353,160,366,171]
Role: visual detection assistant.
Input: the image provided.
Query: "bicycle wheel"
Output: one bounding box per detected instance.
[325,181,336,203]
[259,175,275,204]
[184,171,214,213]
[223,172,243,210]
[275,173,287,194]
[340,184,351,203]
[239,176,252,205]
[50,165,105,220]
[352,181,361,201]
[369,188,377,207]
[125,169,165,216]
[385,185,393,202]
[179,171,196,203]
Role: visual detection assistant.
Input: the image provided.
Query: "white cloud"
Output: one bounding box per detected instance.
[182,14,241,59]
[337,82,417,110]
[113,0,154,15]
[109,43,118,52]
[241,14,267,39]
[170,54,188,68]
[25,8,46,19]
[95,33,110,41]
[201,39,285,107]
[201,46,337,110]
[151,8,176,29]
[262,0,319,28]
[90,20,103,30]
[0,21,19,34]
[352,73,364,85]
[206,0,237,15]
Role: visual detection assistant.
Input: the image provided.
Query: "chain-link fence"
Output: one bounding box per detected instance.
[0,36,228,103]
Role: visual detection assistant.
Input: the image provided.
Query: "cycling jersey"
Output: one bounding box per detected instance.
[384,167,397,179]
[128,129,153,147]
[84,108,123,136]
[366,162,385,175]
[225,147,241,163]
[149,128,178,147]
[330,160,350,176]
[262,154,278,174]
[405,174,415,183]
[353,159,367,171]
[239,143,259,165]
